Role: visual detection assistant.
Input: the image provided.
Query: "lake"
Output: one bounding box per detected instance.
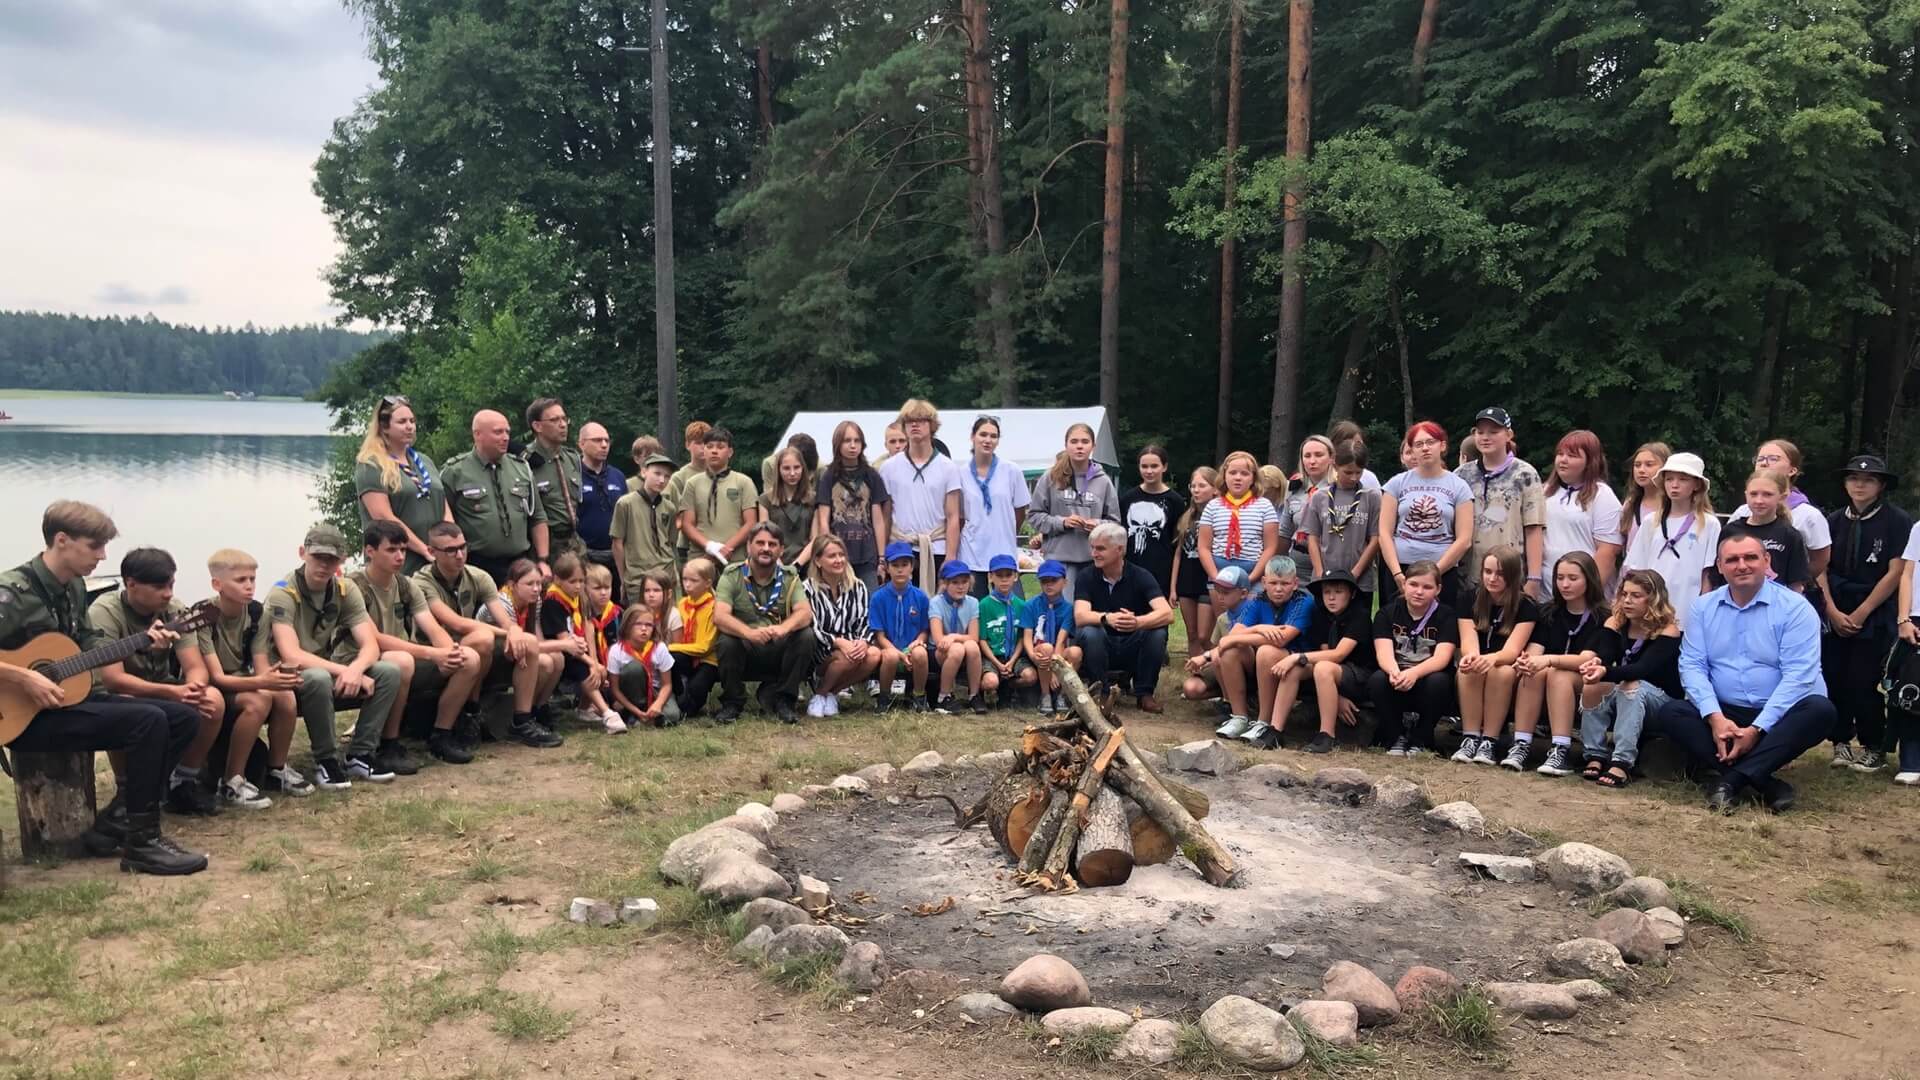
[0,394,342,597]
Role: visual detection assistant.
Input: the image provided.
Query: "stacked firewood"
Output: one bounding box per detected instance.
[976,659,1240,891]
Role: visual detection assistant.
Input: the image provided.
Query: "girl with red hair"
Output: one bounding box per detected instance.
[1380,421,1476,607]
[1542,430,1625,590]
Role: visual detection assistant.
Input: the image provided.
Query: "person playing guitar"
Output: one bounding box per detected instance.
[0,501,209,875]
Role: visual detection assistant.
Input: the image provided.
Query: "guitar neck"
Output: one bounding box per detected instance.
[45,631,177,684]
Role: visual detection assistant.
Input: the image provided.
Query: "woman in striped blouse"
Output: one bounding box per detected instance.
[803,534,880,717]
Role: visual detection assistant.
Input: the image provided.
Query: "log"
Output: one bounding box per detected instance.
[985,772,1047,858]
[1040,730,1122,883]
[1019,789,1071,872]
[1076,786,1134,886]
[1124,773,1210,866]
[1050,658,1240,886]
[12,750,98,860]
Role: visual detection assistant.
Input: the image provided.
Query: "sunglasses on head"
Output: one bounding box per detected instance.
[379,394,410,414]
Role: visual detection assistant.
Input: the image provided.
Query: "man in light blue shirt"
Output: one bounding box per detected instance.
[1653,531,1833,814]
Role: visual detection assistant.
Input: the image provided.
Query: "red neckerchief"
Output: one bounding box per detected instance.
[1221,489,1257,558]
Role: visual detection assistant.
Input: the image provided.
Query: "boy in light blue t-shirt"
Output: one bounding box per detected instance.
[929,560,989,714]
[1020,559,1081,717]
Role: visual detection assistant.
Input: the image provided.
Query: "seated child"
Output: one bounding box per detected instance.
[1021,559,1082,716]
[608,605,677,730]
[978,555,1036,709]
[668,557,721,718]
[1265,570,1372,754]
[869,541,933,712]
[1452,544,1540,765]
[930,560,992,713]
[1183,566,1252,708]
[1212,556,1314,745]
[1368,560,1459,756]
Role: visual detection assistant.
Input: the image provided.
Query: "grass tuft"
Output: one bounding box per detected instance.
[1056,1026,1124,1063]
[486,991,574,1041]
[1174,1022,1229,1070]
[0,881,117,924]
[764,950,851,1004]
[1666,877,1754,943]
[463,848,511,883]
[1299,1028,1381,1075]
[1426,989,1499,1051]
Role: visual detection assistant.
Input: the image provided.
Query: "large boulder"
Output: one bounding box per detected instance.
[1592,908,1668,966]
[659,825,775,885]
[953,992,1020,1024]
[1606,876,1675,911]
[770,792,807,814]
[1539,843,1633,896]
[1393,966,1461,1012]
[731,924,775,961]
[1199,995,1307,1071]
[740,897,811,934]
[901,750,945,775]
[1115,1019,1181,1064]
[1288,1000,1359,1048]
[1484,982,1579,1020]
[734,801,780,829]
[836,941,890,991]
[1321,961,1401,1026]
[1459,852,1537,883]
[764,924,852,965]
[999,954,1091,1012]
[1371,776,1427,811]
[1041,1007,1135,1036]
[698,856,790,906]
[1166,739,1244,776]
[854,763,897,787]
[1546,938,1629,982]
[1423,802,1485,834]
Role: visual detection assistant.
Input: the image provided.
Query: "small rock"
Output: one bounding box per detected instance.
[829,774,873,795]
[1166,739,1244,776]
[734,801,780,830]
[659,826,775,885]
[1321,960,1401,1026]
[1547,938,1629,981]
[1645,907,1686,947]
[952,754,978,770]
[1115,1018,1180,1064]
[1042,1007,1134,1035]
[1592,908,1668,966]
[1372,775,1427,810]
[1000,953,1091,1012]
[1423,801,1485,834]
[740,897,811,934]
[567,897,616,926]
[1311,766,1372,794]
[796,873,832,910]
[953,992,1020,1023]
[1559,979,1613,1003]
[836,941,890,991]
[1135,748,1169,773]
[1539,842,1633,896]
[854,763,897,786]
[697,855,790,906]
[1484,982,1579,1020]
[1264,942,1297,959]
[764,923,852,964]
[771,792,807,814]
[1198,995,1306,1071]
[1459,852,1537,883]
[731,924,775,960]
[901,750,945,775]
[797,784,832,798]
[1606,876,1675,911]
[617,898,659,928]
[703,813,772,845]
[1393,966,1460,1011]
[1288,1000,1359,1048]
[1242,763,1306,787]
[975,749,1017,772]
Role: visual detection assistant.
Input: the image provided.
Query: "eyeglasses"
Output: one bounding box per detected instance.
[1754,453,1787,466]
[432,544,468,556]
[1409,438,1443,449]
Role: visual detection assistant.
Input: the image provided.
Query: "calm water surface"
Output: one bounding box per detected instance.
[0,395,341,599]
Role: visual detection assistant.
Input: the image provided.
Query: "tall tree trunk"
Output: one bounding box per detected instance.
[964,0,1019,406]
[1328,315,1369,429]
[1097,0,1129,424]
[1875,242,1920,449]
[1387,274,1414,427]
[1269,0,1311,464]
[1215,1,1244,462]
[756,45,775,136]
[1765,294,1791,434]
[651,0,680,457]
[1842,312,1861,453]
[1749,284,1787,428]
[1408,0,1441,104]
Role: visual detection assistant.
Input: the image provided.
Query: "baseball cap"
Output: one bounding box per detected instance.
[1659,451,1711,493]
[1473,406,1514,429]
[1036,559,1067,580]
[642,452,676,469]
[303,523,349,559]
[1210,566,1251,591]
[940,559,972,579]
[988,554,1019,573]
[883,541,915,563]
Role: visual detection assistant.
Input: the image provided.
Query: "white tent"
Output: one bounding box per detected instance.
[773,406,1119,478]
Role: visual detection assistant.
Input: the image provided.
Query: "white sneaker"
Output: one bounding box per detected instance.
[264,765,314,797]
[1831,743,1857,768]
[221,775,272,810]
[807,695,828,718]
[1217,714,1253,738]
[1894,771,1920,786]
[891,679,907,695]
[822,693,840,717]
[604,712,629,734]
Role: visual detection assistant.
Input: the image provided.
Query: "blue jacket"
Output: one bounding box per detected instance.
[870,584,931,646]
[578,462,628,550]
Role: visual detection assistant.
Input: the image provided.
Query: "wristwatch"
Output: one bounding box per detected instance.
[1101,615,1112,632]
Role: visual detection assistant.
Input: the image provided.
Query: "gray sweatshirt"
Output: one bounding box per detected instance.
[1028,463,1121,564]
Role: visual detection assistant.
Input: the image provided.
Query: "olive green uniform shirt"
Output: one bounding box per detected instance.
[442,450,547,560]
[664,461,702,554]
[87,590,206,685]
[347,569,431,645]
[525,442,583,548]
[413,563,500,622]
[206,607,268,676]
[715,563,805,630]
[0,556,100,653]
[681,469,760,566]
[264,567,371,665]
[610,491,677,582]
[352,452,448,550]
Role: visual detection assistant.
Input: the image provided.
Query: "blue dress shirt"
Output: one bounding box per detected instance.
[1678,578,1826,731]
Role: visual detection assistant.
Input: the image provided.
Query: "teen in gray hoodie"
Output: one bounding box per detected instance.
[1027,423,1121,602]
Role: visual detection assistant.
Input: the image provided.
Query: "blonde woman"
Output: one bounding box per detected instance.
[353,394,448,573]
[803,535,879,717]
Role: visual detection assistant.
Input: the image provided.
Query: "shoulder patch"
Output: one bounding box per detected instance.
[0,590,12,605]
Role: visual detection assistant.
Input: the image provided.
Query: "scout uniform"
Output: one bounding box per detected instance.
[205,603,268,678]
[0,555,103,656]
[413,562,501,624]
[611,453,680,603]
[442,449,547,584]
[681,468,760,566]
[349,567,453,700]
[664,460,703,563]
[88,589,208,687]
[351,449,448,574]
[266,524,402,762]
[525,440,584,555]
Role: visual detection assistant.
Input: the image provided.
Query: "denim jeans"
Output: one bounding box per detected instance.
[1578,681,1672,767]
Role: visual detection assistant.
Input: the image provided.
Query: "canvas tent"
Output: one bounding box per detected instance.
[773,406,1118,479]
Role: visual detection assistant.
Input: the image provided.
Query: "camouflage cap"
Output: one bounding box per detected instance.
[303,523,349,558]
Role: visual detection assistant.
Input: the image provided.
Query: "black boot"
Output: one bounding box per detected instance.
[428,728,474,765]
[81,791,130,858]
[119,811,208,876]
[375,738,421,776]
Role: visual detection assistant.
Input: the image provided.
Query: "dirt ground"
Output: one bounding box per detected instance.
[4,674,1920,1080]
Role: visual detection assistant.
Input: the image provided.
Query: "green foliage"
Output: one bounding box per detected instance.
[0,311,376,397]
[1426,988,1499,1050]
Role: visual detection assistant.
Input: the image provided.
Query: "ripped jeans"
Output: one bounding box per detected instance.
[1578,681,1673,767]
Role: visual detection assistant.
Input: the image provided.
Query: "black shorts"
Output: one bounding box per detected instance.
[1301,661,1371,702]
[1176,555,1210,601]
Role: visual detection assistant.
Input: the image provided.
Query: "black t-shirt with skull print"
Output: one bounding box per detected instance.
[1121,485,1189,596]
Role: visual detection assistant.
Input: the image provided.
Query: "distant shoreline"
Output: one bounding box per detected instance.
[0,388,310,403]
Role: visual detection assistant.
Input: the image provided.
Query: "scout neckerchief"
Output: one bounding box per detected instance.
[738,563,785,620]
[1657,513,1695,559]
[678,592,713,644]
[1620,632,1647,665]
[705,466,730,520]
[881,583,917,643]
[1404,600,1439,640]
[1786,490,1810,512]
[396,446,434,500]
[935,590,970,634]
[989,589,1018,657]
[1475,454,1516,502]
[1037,593,1070,643]
[973,454,999,514]
[906,448,937,484]
[545,584,588,645]
[1220,488,1258,559]
[1556,606,1592,653]
[1555,481,1583,506]
[1844,499,1886,577]
[1324,486,1362,538]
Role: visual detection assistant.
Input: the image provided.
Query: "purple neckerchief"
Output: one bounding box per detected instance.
[1786,490,1809,511]
[1476,455,1516,500]
[1658,514,1694,558]
[1556,483,1582,505]
[1406,602,1438,638]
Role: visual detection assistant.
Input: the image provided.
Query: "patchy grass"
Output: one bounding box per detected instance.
[1425,989,1499,1051]
[1808,875,1874,909]
[0,880,117,924]
[1056,1026,1123,1064]
[486,991,574,1042]
[1299,1029,1381,1075]
[764,950,851,1005]
[1666,877,1755,943]
[1174,1021,1230,1071]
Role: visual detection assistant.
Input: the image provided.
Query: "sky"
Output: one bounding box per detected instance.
[0,0,379,329]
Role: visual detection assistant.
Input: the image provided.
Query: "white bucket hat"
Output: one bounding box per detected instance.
[1659,451,1710,494]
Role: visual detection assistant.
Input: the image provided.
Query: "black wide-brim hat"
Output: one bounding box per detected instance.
[1838,453,1899,487]
[1308,570,1358,599]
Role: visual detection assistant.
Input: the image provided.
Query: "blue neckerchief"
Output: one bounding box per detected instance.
[885,583,916,643]
[402,446,433,498]
[738,563,783,618]
[1038,594,1070,642]
[973,455,998,514]
[937,593,969,634]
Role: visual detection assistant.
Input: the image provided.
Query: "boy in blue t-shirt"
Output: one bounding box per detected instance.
[929,560,989,713]
[869,541,931,712]
[1213,556,1314,741]
[1020,559,1082,717]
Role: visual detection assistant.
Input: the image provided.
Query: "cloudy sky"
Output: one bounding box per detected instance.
[0,1,378,329]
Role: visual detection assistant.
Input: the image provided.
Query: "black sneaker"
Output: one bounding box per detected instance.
[311,757,353,791]
[968,693,988,714]
[774,697,799,725]
[346,755,397,784]
[454,706,483,749]
[429,729,474,765]
[934,694,957,715]
[872,693,895,713]
[81,793,130,857]
[1306,732,1335,754]
[166,778,221,817]
[510,716,566,747]
[911,696,933,713]
[1247,723,1284,751]
[375,739,421,776]
[714,703,743,724]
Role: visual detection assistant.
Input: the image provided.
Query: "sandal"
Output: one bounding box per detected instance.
[1581,758,1606,782]
[1597,765,1632,789]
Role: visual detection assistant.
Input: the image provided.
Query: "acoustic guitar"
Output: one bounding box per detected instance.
[0,601,218,746]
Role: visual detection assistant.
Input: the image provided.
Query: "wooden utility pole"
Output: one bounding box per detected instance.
[1215,1,1244,461]
[1270,0,1310,464]
[650,0,681,457]
[1097,0,1129,423]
